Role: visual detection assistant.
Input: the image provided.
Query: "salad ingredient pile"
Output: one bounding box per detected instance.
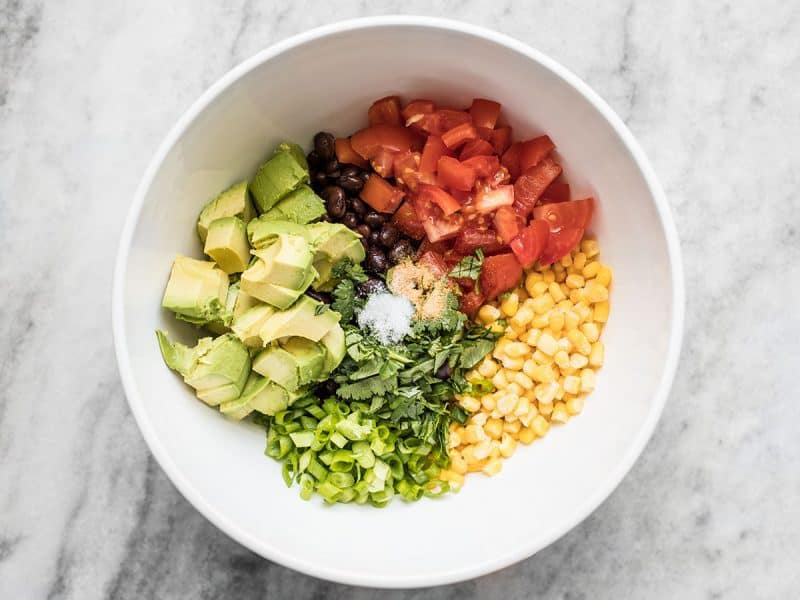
[155,94,611,506]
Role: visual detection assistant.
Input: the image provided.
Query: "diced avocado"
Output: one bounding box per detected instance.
[219,372,268,420]
[248,381,292,416]
[204,216,250,274]
[157,332,250,406]
[247,218,311,249]
[313,239,366,291]
[205,282,241,335]
[249,143,309,213]
[319,324,346,375]
[161,256,230,326]
[252,345,300,390]
[305,223,365,290]
[231,304,274,348]
[282,337,325,384]
[259,296,340,344]
[260,185,326,224]
[253,269,316,310]
[240,234,315,304]
[232,287,258,319]
[197,181,255,242]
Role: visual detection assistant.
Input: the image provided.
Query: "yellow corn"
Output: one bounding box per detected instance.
[464,424,488,444]
[499,432,517,457]
[450,450,468,474]
[589,341,605,367]
[513,395,531,417]
[548,282,566,302]
[570,353,589,369]
[566,273,585,289]
[583,261,600,279]
[491,370,508,390]
[532,415,550,436]
[581,239,600,258]
[496,394,519,416]
[500,355,525,370]
[542,270,555,283]
[482,458,503,476]
[513,371,535,390]
[537,332,558,356]
[503,420,522,434]
[500,292,519,317]
[566,396,584,415]
[551,402,569,424]
[593,301,610,323]
[509,307,534,328]
[449,430,462,448]
[574,302,592,324]
[596,265,612,287]
[534,381,558,404]
[505,342,529,358]
[460,395,481,412]
[581,322,600,343]
[564,310,580,331]
[478,304,502,324]
[584,281,609,303]
[580,368,596,392]
[472,440,492,460]
[554,350,570,370]
[484,418,504,439]
[518,427,537,444]
[505,382,524,396]
[531,312,551,328]
[481,394,497,411]
[567,329,592,355]
[573,252,587,270]
[537,400,553,416]
[532,349,553,365]
[470,411,488,426]
[548,311,565,333]
[563,375,580,395]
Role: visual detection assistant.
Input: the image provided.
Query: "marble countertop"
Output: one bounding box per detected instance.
[2,1,798,598]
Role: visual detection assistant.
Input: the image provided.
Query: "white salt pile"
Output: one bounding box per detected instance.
[356,293,414,345]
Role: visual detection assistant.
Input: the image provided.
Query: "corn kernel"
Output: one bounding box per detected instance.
[465,369,483,383]
[505,342,529,358]
[461,445,477,464]
[593,300,610,323]
[468,459,488,473]
[563,375,581,394]
[581,322,600,343]
[532,312,550,329]
[470,412,488,426]
[566,396,585,415]
[530,363,556,383]
[596,265,612,287]
[514,371,535,390]
[548,311,565,333]
[505,382,524,396]
[532,415,550,436]
[482,458,503,476]
[567,329,592,355]
[499,432,517,457]
[449,430,462,448]
[557,299,574,311]
[500,355,525,370]
[569,289,583,304]
[548,282,566,302]
[530,280,549,297]
[537,400,553,416]
[519,404,539,427]
[484,418,504,439]
[533,294,556,315]
[478,304,502,324]
[518,427,537,444]
[570,353,589,369]
[559,252,572,267]
[503,326,519,341]
[580,368,596,392]
[555,269,567,283]
[500,292,520,317]
[464,424,488,444]
[582,260,600,279]
[481,396,496,412]
[492,370,508,390]
[551,402,569,423]
[589,341,605,367]
[510,307,534,328]
[522,359,537,379]
[581,239,600,258]
[450,450,468,474]
[472,440,492,460]
[513,395,531,416]
[565,273,585,289]
[555,384,566,400]
[460,395,481,412]
[557,337,573,353]
[532,349,552,364]
[524,271,543,294]
[584,281,609,303]
[477,359,499,378]
[497,394,519,416]
[522,328,541,346]
[542,270,555,283]
[535,381,558,404]
[554,350,570,370]
[572,252,587,270]
[564,310,580,331]
[444,470,465,486]
[537,332,558,356]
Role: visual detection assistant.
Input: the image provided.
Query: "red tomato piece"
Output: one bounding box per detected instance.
[476,126,494,142]
[350,125,414,159]
[437,109,472,131]
[459,139,495,160]
[418,237,454,256]
[391,201,426,240]
[491,126,512,154]
[493,206,522,244]
[412,194,464,242]
[401,99,435,124]
[393,151,423,190]
[474,184,514,213]
[370,148,395,178]
[533,197,594,231]
[442,122,479,149]
[360,174,405,214]
[461,155,501,178]
[437,156,477,192]
[510,219,549,267]
[417,250,449,277]
[335,137,368,168]
[538,226,584,266]
[513,157,563,216]
[459,290,486,318]
[418,183,462,216]
[518,135,555,172]
[454,225,504,255]
[501,142,522,180]
[367,96,402,126]
[420,135,448,174]
[541,181,570,204]
[479,253,523,301]
[469,98,502,129]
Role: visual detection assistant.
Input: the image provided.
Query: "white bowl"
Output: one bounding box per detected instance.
[113,16,683,588]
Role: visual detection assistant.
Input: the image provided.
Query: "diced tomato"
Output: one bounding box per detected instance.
[459,139,495,160]
[401,99,435,124]
[533,197,594,231]
[469,98,502,129]
[493,206,522,244]
[479,253,523,301]
[335,137,369,168]
[350,125,415,159]
[451,276,474,292]
[476,126,494,142]
[417,250,449,277]
[538,226,584,266]
[501,142,522,180]
[510,219,549,267]
[418,237,453,256]
[391,201,426,240]
[370,148,395,178]
[490,166,511,187]
[461,155,501,178]
[412,194,464,242]
[360,174,405,213]
[518,135,555,172]
[367,96,402,126]
[418,183,462,216]
[454,225,504,255]
[392,151,422,190]
[474,184,514,213]
[513,157,563,216]
[420,135,448,174]
[459,290,486,318]
[414,109,471,137]
[491,126,512,154]
[437,156,477,192]
[442,122,478,149]
[541,181,570,204]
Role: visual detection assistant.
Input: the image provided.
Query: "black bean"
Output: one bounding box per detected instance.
[378,223,399,248]
[357,278,389,298]
[360,171,371,185]
[324,158,340,177]
[313,132,336,162]
[388,239,415,264]
[315,379,338,398]
[355,224,371,240]
[350,197,369,215]
[360,236,370,251]
[311,170,328,190]
[322,186,346,218]
[368,231,381,246]
[307,150,322,168]
[364,211,385,229]
[435,363,452,379]
[341,212,359,229]
[366,248,389,273]
[337,174,363,193]
[305,289,332,304]
[341,165,361,178]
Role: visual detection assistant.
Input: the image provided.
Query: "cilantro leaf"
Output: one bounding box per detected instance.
[448,248,484,280]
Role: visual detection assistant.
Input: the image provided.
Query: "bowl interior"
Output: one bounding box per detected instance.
[116,21,678,586]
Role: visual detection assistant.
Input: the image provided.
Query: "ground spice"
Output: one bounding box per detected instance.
[388,260,451,320]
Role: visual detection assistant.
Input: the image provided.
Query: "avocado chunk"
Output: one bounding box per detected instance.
[240,234,315,306]
[204,216,250,274]
[259,296,340,344]
[232,286,258,320]
[197,181,254,242]
[205,281,242,335]
[283,337,325,384]
[251,269,316,311]
[161,255,230,326]
[249,143,309,213]
[306,223,365,290]
[231,304,275,348]
[319,323,346,375]
[260,185,326,224]
[156,331,250,406]
[253,337,326,391]
[248,379,296,416]
[247,218,311,249]
[219,372,264,420]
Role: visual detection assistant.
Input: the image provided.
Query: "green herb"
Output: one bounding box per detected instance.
[448,248,484,281]
[330,259,369,323]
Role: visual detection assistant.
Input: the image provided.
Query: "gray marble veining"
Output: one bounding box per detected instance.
[1,1,799,598]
